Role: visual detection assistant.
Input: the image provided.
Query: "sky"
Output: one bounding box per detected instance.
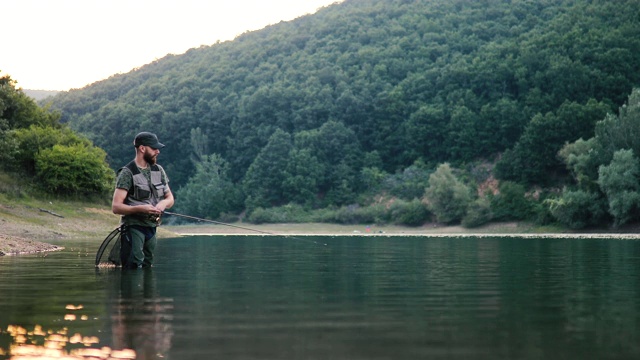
[3,0,342,91]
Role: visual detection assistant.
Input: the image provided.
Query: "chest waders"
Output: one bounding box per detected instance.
[117,161,166,268]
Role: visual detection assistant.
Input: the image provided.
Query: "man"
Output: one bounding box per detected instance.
[112,132,174,268]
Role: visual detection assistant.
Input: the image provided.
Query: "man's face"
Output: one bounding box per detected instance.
[142,146,159,165]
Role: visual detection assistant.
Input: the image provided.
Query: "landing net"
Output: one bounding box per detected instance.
[95,226,123,268]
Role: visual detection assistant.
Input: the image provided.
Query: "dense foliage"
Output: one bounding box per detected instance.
[39,0,640,227]
[548,89,640,228]
[0,75,113,197]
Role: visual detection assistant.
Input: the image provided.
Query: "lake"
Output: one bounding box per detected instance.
[1,235,639,359]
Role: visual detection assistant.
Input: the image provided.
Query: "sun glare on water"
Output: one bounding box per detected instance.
[0,305,136,359]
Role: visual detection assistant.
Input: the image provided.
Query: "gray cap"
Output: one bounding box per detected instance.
[134,132,165,149]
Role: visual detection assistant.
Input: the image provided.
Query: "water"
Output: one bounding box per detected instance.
[1,235,640,359]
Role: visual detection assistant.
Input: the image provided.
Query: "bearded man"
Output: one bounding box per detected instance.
[111,132,174,268]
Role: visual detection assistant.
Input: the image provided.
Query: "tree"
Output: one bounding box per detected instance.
[401,103,448,163]
[554,88,640,227]
[558,137,606,192]
[423,163,471,224]
[243,129,292,210]
[496,100,609,186]
[0,75,60,130]
[175,154,242,219]
[189,127,209,165]
[293,120,363,204]
[446,104,480,161]
[595,89,640,160]
[283,148,324,207]
[598,149,640,226]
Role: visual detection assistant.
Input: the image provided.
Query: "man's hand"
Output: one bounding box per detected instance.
[111,188,174,216]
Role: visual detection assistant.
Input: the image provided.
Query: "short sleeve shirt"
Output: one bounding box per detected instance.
[115,164,170,227]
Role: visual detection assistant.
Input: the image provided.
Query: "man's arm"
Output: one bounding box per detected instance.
[111,188,162,216]
[155,187,174,212]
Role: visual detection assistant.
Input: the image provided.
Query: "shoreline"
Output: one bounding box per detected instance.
[3,223,640,257]
[0,234,64,256]
[165,221,640,239]
[169,231,640,239]
[3,200,640,256]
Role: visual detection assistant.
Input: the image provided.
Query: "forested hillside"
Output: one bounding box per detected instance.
[0,76,113,197]
[42,0,640,228]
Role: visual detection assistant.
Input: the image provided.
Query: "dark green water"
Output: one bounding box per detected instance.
[1,235,640,359]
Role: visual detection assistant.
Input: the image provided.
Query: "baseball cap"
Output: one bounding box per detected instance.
[134,132,165,149]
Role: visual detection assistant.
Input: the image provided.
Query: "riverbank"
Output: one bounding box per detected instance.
[0,199,111,255]
[165,221,640,238]
[2,197,640,255]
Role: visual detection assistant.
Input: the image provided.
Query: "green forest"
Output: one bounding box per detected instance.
[4,0,640,229]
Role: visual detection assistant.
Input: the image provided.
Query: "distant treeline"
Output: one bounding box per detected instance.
[21,0,640,228]
[23,89,61,101]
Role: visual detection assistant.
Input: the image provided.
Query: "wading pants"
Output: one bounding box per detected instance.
[121,225,157,269]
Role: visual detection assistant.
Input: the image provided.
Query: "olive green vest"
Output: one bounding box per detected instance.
[119,161,168,225]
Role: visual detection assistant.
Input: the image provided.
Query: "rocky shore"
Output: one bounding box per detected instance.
[0,234,63,256]
[0,202,119,256]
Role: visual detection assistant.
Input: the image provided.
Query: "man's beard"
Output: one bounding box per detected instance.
[143,151,157,165]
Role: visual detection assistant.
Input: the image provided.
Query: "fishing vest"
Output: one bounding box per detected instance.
[119,161,168,208]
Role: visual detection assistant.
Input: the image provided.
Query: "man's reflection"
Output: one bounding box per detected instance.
[109,268,173,360]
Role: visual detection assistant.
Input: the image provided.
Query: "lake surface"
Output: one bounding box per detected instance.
[1,235,640,359]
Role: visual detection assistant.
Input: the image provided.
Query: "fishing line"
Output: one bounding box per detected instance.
[163,211,327,246]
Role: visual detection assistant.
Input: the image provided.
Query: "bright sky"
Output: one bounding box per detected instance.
[3,0,342,91]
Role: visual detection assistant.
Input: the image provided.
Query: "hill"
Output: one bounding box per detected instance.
[38,0,640,228]
[45,0,640,186]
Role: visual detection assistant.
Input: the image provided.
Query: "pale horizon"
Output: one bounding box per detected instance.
[3,0,342,91]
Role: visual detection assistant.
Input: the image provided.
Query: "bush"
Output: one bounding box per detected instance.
[489,181,534,221]
[389,199,430,226]
[380,161,432,200]
[245,207,277,224]
[35,144,113,196]
[423,163,471,224]
[312,204,388,225]
[462,197,492,228]
[248,200,428,227]
[546,189,609,229]
[246,204,311,224]
[9,125,89,174]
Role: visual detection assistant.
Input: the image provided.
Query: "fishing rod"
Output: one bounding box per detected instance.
[162,211,327,246]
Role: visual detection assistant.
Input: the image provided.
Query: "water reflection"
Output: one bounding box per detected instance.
[2,236,640,359]
[0,309,136,359]
[105,269,174,360]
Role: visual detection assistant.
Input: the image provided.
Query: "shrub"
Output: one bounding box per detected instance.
[546,190,609,229]
[462,197,492,228]
[489,181,534,221]
[389,199,430,226]
[35,143,113,196]
[423,163,471,224]
[246,204,311,224]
